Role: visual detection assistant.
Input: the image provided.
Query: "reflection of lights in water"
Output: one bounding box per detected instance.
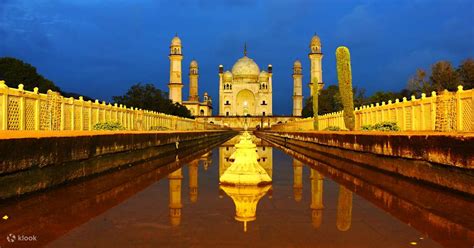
[220,184,271,232]
[188,160,199,203]
[168,169,183,227]
[293,159,303,202]
[219,132,272,232]
[310,168,324,229]
[336,185,353,232]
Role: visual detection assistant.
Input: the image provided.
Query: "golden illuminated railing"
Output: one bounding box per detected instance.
[0,81,224,131]
[272,86,474,131]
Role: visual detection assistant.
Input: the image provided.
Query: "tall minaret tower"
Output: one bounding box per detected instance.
[188,60,199,102]
[308,34,324,96]
[293,60,303,116]
[168,35,184,104]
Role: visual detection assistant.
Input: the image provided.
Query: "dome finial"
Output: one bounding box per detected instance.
[244,42,247,56]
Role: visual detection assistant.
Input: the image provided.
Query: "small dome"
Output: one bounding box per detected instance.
[258,70,269,81]
[171,36,181,46]
[294,60,302,67]
[232,56,260,79]
[190,60,198,67]
[310,35,321,46]
[224,71,233,81]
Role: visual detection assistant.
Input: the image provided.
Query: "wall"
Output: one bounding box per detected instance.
[272,86,474,132]
[255,131,474,195]
[0,81,224,131]
[0,130,237,199]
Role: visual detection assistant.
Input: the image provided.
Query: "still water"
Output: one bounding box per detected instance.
[0,134,472,248]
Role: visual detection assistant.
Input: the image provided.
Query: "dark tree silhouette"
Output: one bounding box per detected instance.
[113,83,192,118]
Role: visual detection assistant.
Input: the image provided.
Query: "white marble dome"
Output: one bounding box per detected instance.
[232,56,260,79]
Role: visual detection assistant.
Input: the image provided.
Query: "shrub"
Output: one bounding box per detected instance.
[373,121,400,131]
[324,126,341,131]
[361,122,400,131]
[361,125,373,131]
[93,121,126,131]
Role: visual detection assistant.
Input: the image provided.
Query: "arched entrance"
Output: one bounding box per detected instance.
[236,89,256,116]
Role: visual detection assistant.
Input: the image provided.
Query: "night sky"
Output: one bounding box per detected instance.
[1,0,473,115]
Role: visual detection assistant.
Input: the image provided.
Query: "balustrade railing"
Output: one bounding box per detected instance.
[272,86,473,132]
[0,81,224,131]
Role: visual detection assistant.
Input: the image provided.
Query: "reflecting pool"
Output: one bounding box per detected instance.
[0,133,472,248]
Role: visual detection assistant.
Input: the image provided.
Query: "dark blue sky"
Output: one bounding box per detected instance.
[1,0,473,115]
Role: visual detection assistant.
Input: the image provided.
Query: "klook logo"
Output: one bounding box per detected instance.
[6,233,37,243]
[6,234,16,243]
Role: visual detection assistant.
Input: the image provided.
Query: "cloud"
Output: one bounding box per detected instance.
[336,4,383,48]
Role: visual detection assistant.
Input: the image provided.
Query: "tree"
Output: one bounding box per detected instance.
[318,85,342,114]
[302,85,364,117]
[407,69,432,95]
[0,57,59,92]
[0,57,93,100]
[366,91,402,105]
[113,83,192,118]
[352,86,367,108]
[302,96,314,118]
[336,46,355,131]
[430,61,460,92]
[457,58,474,90]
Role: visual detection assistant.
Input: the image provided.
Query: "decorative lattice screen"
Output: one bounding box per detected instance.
[405,107,412,130]
[7,96,20,130]
[423,103,432,130]
[64,104,72,130]
[74,106,81,130]
[462,98,473,131]
[25,99,36,130]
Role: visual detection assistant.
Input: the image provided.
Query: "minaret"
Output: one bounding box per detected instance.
[218,64,224,116]
[188,60,199,102]
[293,159,303,202]
[293,60,303,116]
[168,168,183,227]
[310,168,324,229]
[188,160,199,203]
[168,35,184,104]
[308,34,324,96]
[267,64,273,116]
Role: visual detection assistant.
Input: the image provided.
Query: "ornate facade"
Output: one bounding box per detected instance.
[219,46,273,116]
